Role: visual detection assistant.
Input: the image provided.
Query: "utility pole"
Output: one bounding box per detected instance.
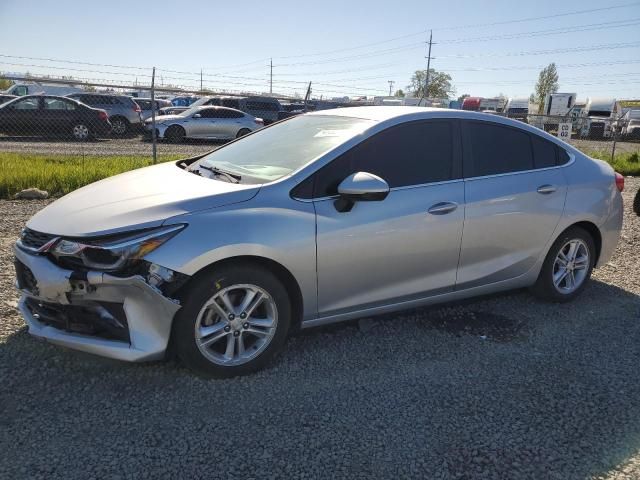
[424,29,434,102]
[388,80,395,96]
[200,69,203,91]
[270,58,273,94]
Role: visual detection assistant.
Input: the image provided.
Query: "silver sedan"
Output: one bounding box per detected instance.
[15,107,623,377]
[145,105,263,142]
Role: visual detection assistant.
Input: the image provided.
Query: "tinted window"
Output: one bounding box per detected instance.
[531,135,557,168]
[466,122,533,177]
[197,108,218,118]
[44,98,76,110]
[223,99,240,109]
[11,97,39,110]
[136,100,151,110]
[314,121,454,197]
[246,101,278,111]
[558,148,571,165]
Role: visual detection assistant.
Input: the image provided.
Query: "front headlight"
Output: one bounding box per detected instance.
[51,224,185,271]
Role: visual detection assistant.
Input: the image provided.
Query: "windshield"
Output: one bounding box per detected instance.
[588,110,612,118]
[192,115,373,183]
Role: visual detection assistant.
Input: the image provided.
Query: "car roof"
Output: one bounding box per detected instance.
[196,105,244,113]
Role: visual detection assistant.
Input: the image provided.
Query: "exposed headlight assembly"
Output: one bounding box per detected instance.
[51,224,185,271]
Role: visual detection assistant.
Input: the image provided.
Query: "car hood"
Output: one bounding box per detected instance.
[27,162,260,237]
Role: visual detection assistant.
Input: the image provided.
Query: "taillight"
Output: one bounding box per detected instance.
[98,111,108,121]
[133,104,141,113]
[255,118,264,125]
[615,172,624,192]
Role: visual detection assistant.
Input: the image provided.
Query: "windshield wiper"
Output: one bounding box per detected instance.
[196,165,242,183]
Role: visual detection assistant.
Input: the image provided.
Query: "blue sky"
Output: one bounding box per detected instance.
[0,0,639,100]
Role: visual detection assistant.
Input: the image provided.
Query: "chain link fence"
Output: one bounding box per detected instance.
[0,76,638,198]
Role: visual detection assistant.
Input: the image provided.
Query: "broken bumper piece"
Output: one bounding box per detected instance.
[14,244,181,362]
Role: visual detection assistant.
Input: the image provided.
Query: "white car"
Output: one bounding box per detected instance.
[146,106,264,143]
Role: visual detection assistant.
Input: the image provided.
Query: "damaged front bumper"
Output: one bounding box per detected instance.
[14,244,181,362]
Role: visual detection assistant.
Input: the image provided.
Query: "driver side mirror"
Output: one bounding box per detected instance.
[334,171,389,212]
[193,113,202,118]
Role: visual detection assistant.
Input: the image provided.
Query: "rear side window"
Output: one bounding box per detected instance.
[246,101,278,111]
[558,148,571,165]
[313,120,455,197]
[465,122,533,177]
[531,135,557,169]
[223,99,240,109]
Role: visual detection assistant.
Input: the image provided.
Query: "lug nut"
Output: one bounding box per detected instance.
[228,314,235,320]
[224,325,231,332]
[240,312,247,319]
[243,323,249,329]
[233,331,240,337]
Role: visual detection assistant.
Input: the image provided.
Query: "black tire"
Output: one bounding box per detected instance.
[165,125,185,143]
[173,263,291,378]
[633,188,640,217]
[71,122,91,142]
[531,226,596,303]
[236,128,251,138]
[110,116,129,136]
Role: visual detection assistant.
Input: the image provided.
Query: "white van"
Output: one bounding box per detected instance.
[3,82,83,97]
[582,98,621,139]
[530,93,587,132]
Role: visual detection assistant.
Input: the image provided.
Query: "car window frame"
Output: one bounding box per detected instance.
[43,97,77,111]
[461,119,576,180]
[291,118,463,201]
[9,96,41,111]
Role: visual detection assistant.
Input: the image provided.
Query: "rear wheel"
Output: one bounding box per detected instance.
[165,125,185,143]
[173,264,291,377]
[531,227,595,302]
[110,116,129,136]
[236,128,251,138]
[71,122,91,141]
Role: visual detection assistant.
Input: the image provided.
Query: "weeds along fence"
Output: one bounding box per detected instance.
[0,76,638,198]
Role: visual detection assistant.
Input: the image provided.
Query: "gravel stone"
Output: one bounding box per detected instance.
[0,179,639,479]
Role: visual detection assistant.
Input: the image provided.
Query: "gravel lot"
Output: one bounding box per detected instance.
[0,179,639,480]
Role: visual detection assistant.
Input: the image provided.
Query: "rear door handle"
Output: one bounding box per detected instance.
[428,202,458,215]
[537,184,557,194]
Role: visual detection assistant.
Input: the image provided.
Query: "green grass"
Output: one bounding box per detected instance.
[0,152,182,199]
[0,146,638,200]
[586,151,640,176]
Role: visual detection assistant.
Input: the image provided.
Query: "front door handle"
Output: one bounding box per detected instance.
[428,201,458,215]
[537,184,557,194]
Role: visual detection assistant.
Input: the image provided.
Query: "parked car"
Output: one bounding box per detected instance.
[134,98,172,121]
[14,107,623,377]
[191,96,283,124]
[171,96,199,107]
[0,95,111,140]
[622,109,640,139]
[145,106,263,142]
[4,82,83,97]
[0,94,17,105]
[66,93,142,136]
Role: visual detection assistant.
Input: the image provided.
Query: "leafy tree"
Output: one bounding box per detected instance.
[394,89,405,97]
[534,63,559,114]
[0,77,13,90]
[407,69,453,98]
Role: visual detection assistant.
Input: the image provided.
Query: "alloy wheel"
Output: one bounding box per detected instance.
[552,239,590,294]
[194,284,278,366]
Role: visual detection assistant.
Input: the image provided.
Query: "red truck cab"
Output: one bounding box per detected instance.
[462,97,482,111]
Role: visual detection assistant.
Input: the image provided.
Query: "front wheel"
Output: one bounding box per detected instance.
[173,264,291,377]
[531,227,595,302]
[236,128,251,138]
[165,125,185,143]
[110,117,129,136]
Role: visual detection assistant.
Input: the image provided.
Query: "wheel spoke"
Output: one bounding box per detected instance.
[207,299,229,320]
[245,327,271,338]
[554,268,568,287]
[567,241,579,262]
[200,329,229,348]
[236,335,246,356]
[219,291,236,315]
[224,334,235,360]
[248,317,275,328]
[574,255,589,270]
[239,289,261,316]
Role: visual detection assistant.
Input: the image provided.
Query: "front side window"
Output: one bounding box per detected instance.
[192,115,374,183]
[11,97,39,110]
[313,120,455,197]
[465,121,533,177]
